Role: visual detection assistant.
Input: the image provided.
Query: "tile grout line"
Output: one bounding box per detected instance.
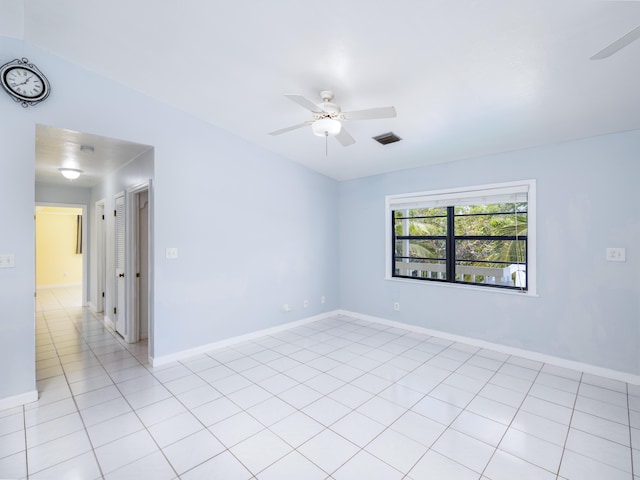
[293,321,436,478]
[298,330,449,478]
[41,308,107,480]
[628,382,635,478]
[397,345,512,479]
[183,319,399,476]
[21,401,29,479]
[36,303,170,479]
[192,318,445,477]
[26,311,53,479]
[554,371,583,480]
[479,360,546,479]
[76,311,182,480]
[200,320,390,477]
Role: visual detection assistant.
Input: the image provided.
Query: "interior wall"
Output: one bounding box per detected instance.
[0,36,339,403]
[35,208,83,287]
[339,129,640,375]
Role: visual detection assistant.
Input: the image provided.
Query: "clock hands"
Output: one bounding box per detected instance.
[10,75,33,88]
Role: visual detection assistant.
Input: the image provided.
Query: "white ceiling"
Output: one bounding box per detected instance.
[5,0,640,181]
[35,125,152,188]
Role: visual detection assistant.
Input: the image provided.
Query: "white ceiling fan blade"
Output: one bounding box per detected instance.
[343,106,397,121]
[268,122,310,136]
[591,24,640,59]
[284,94,321,112]
[335,127,356,146]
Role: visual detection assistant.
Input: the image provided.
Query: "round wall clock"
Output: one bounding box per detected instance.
[0,58,51,107]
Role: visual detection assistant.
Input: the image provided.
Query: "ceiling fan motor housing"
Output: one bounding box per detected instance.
[270,90,395,148]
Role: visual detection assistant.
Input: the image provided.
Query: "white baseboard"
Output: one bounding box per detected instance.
[339,310,640,385]
[150,310,340,367]
[103,315,115,332]
[0,390,38,410]
[146,307,640,385]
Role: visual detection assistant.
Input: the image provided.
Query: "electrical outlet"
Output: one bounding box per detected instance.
[394,302,400,311]
[283,304,291,312]
[166,247,178,259]
[606,247,626,262]
[303,299,309,308]
[321,296,326,304]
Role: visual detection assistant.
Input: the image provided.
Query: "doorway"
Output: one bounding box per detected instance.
[35,204,87,311]
[124,182,152,343]
[136,189,150,340]
[35,124,155,355]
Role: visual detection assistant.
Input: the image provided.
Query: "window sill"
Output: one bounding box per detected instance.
[384,276,539,297]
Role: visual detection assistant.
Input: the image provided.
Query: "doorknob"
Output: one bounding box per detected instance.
[118,273,125,278]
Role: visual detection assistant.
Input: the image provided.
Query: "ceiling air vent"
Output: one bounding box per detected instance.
[373,132,402,145]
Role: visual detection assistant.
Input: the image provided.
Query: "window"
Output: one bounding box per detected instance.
[385,180,536,294]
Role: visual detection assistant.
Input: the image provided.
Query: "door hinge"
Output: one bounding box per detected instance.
[136,272,140,278]
[102,214,105,220]
[102,292,105,298]
[113,307,117,315]
[114,210,117,217]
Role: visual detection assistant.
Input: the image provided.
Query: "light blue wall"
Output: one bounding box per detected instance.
[0,36,339,402]
[0,88,37,402]
[35,184,91,205]
[339,130,640,375]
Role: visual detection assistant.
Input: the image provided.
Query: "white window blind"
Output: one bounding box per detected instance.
[387,183,530,211]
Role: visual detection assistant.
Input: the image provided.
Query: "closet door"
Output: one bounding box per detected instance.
[115,193,126,337]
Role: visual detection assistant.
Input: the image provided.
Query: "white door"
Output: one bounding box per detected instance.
[96,201,105,313]
[137,190,149,340]
[114,194,126,337]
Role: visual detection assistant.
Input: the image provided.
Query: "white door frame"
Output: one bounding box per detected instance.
[35,202,88,306]
[125,180,153,344]
[95,200,106,313]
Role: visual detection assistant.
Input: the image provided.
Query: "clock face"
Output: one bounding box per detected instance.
[0,59,51,106]
[4,67,46,99]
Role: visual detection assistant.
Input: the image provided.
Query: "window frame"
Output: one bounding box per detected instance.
[385,180,537,295]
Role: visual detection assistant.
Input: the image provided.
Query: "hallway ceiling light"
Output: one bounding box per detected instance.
[58,168,83,180]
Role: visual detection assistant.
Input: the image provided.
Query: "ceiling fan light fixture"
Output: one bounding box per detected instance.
[58,168,83,180]
[312,118,341,137]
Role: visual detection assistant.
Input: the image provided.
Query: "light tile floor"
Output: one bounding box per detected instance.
[1,286,639,479]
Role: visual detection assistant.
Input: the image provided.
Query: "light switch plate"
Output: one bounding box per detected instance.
[166,248,178,259]
[606,247,626,262]
[0,254,15,268]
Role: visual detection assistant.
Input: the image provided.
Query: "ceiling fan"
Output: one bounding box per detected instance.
[591,24,640,59]
[268,90,396,147]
